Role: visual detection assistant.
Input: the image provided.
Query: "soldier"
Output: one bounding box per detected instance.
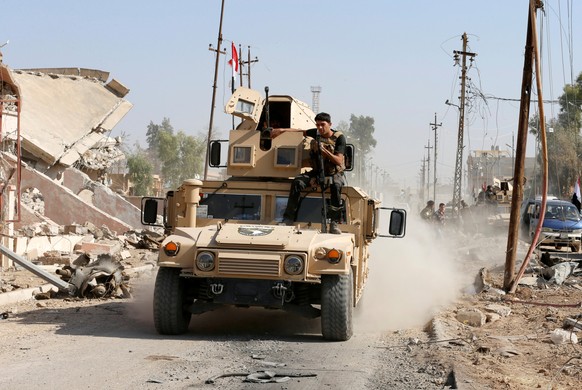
[420,200,435,221]
[271,112,346,234]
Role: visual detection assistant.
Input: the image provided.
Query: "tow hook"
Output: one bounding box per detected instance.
[210,283,224,295]
[272,281,294,305]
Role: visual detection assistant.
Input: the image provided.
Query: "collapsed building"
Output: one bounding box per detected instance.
[0,54,149,270]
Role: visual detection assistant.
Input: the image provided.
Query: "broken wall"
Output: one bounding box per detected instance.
[62,167,143,228]
[17,160,133,234]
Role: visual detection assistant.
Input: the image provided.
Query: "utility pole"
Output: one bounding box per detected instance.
[420,157,427,203]
[451,33,476,216]
[505,0,542,292]
[425,140,433,201]
[430,113,442,202]
[204,0,226,180]
[240,45,259,88]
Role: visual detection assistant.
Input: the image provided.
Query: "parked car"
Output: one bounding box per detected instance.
[520,197,582,252]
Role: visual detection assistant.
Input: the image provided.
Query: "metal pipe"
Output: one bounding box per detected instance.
[0,244,73,293]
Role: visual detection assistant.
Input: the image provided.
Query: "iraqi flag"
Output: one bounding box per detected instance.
[228,42,239,81]
[575,177,581,200]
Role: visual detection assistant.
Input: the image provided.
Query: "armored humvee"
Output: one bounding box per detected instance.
[141,87,406,341]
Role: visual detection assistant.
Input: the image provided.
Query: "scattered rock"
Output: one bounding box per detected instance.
[484,304,511,317]
[549,328,578,344]
[456,309,486,327]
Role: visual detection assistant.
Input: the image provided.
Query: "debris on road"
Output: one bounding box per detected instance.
[56,254,130,298]
[205,370,317,385]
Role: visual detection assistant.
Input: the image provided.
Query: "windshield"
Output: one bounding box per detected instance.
[544,203,581,221]
[199,194,261,221]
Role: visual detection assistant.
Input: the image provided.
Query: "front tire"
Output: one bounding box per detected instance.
[321,268,353,341]
[153,267,192,335]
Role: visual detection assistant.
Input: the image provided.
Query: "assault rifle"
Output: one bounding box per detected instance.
[315,134,328,233]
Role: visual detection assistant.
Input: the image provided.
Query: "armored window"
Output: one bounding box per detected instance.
[199,194,261,221]
[231,145,255,166]
[274,146,297,167]
[235,99,255,115]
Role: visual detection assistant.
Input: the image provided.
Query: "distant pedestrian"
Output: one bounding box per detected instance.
[435,203,446,225]
[420,200,435,221]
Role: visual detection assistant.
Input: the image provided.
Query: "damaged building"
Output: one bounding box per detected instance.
[1,54,149,269]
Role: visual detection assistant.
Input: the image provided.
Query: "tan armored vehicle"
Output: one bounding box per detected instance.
[142,87,406,341]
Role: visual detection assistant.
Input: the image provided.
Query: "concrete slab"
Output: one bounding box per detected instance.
[5,67,132,166]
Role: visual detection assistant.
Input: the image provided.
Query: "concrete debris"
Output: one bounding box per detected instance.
[456,308,486,327]
[21,187,45,214]
[64,224,89,235]
[549,328,578,345]
[81,141,125,171]
[35,250,71,265]
[541,262,578,285]
[484,304,511,318]
[20,222,60,238]
[517,276,539,286]
[486,312,501,324]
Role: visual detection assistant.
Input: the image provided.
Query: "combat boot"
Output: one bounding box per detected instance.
[329,221,341,234]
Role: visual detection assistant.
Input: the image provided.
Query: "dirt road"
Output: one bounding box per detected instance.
[0,228,464,390]
[0,269,450,390]
[6,220,581,389]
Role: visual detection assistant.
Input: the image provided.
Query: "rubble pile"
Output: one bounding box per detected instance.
[1,220,163,299]
[80,136,125,171]
[20,187,45,214]
[0,82,17,112]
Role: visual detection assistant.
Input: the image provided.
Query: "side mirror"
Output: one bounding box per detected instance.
[142,197,162,225]
[376,207,407,238]
[210,141,222,167]
[388,209,406,237]
[344,144,354,172]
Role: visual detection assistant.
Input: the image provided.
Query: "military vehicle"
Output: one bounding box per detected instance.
[141,87,407,341]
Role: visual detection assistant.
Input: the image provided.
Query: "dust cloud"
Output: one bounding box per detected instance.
[126,271,156,328]
[354,213,473,333]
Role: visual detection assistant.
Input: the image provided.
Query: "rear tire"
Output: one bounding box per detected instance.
[321,269,353,341]
[153,267,192,335]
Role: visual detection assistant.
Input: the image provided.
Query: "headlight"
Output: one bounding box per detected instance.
[196,251,215,271]
[541,227,552,232]
[163,241,180,256]
[314,247,327,260]
[284,255,304,275]
[572,229,582,235]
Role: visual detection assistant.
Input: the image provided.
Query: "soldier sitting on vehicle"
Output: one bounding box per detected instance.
[271,112,346,234]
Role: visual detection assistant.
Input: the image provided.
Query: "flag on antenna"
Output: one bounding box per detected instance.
[228,42,239,80]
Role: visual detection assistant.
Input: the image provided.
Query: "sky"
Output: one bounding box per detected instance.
[1,0,580,191]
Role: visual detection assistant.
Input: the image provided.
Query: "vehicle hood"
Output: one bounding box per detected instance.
[173,223,354,251]
[541,219,582,230]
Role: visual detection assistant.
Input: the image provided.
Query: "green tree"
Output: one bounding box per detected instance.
[342,115,377,188]
[158,130,206,189]
[126,149,154,196]
[146,117,174,151]
[529,71,582,196]
[346,114,377,154]
[146,118,174,174]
